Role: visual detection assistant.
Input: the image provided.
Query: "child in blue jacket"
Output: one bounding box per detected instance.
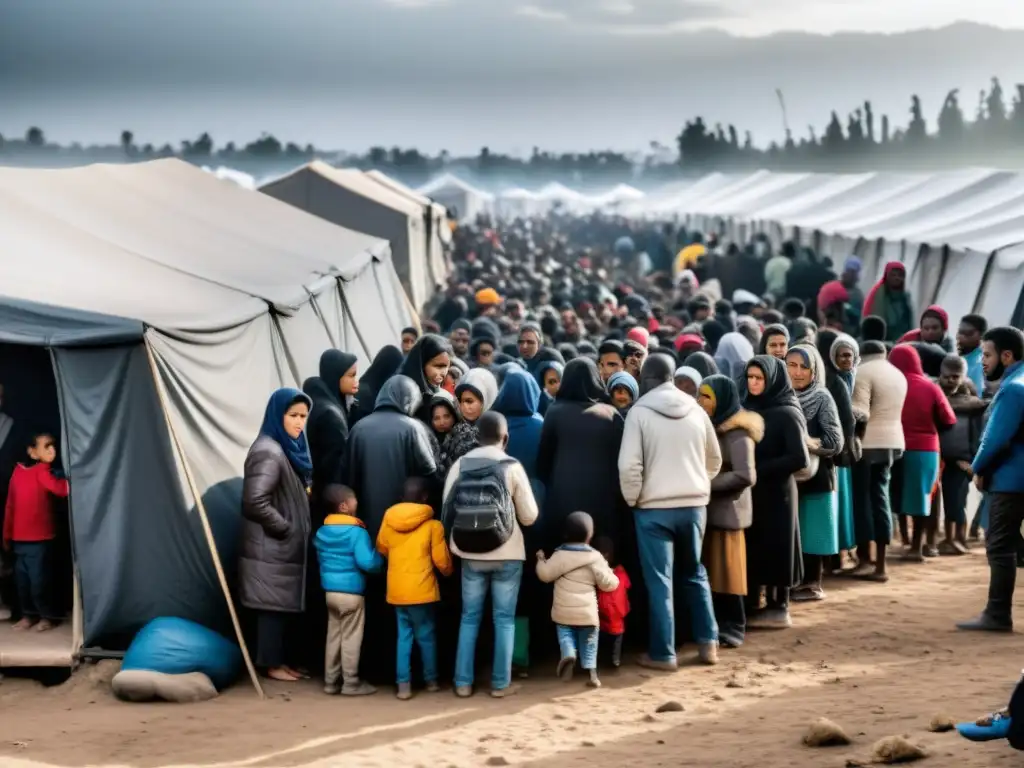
[314,484,383,696]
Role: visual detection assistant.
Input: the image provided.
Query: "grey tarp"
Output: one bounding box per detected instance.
[260,161,442,312]
[0,159,413,648]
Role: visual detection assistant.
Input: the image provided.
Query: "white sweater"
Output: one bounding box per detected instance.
[851,353,908,451]
[618,382,723,509]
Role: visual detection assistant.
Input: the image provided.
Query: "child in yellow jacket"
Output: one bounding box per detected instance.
[376,477,453,700]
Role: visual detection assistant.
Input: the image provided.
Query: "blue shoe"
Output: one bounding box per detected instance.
[957,710,1012,741]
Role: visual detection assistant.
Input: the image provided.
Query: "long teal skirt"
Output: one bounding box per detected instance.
[836,466,856,551]
[901,450,940,518]
[798,491,839,556]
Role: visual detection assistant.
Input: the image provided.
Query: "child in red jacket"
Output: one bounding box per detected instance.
[595,537,631,668]
[3,432,69,632]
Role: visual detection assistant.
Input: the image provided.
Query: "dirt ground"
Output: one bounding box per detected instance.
[0,553,1020,768]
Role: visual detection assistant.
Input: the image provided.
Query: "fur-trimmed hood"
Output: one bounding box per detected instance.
[717,408,764,443]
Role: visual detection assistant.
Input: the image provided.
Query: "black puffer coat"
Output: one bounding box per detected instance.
[239,436,312,613]
[345,375,439,540]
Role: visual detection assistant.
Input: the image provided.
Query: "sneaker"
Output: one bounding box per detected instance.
[490,684,520,698]
[698,642,719,666]
[556,656,575,681]
[425,680,441,693]
[637,654,678,672]
[957,709,1012,741]
[791,586,826,602]
[341,681,377,696]
[748,608,792,629]
[396,682,413,700]
[454,685,473,698]
[323,683,340,695]
[586,670,601,688]
[923,545,940,559]
[956,614,1014,633]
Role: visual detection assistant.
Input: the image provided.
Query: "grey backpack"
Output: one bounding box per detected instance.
[445,457,517,554]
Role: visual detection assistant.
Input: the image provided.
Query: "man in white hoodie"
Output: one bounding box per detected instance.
[618,354,723,669]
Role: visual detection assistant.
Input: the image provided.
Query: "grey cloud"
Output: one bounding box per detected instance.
[514,0,733,29]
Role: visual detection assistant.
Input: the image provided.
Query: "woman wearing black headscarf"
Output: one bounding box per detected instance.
[741,355,809,630]
[350,345,403,426]
[536,358,626,551]
[398,334,454,424]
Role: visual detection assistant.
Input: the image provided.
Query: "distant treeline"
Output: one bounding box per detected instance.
[3,76,1024,184]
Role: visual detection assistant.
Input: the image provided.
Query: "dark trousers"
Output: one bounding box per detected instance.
[13,541,54,620]
[852,458,894,545]
[941,464,971,526]
[712,592,746,646]
[982,492,1024,624]
[248,609,295,669]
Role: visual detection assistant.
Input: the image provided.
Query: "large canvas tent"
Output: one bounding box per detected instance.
[0,159,413,663]
[260,161,443,310]
[631,169,1024,327]
[362,169,452,299]
[418,174,495,223]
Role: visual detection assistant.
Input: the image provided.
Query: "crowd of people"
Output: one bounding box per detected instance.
[224,213,1024,701]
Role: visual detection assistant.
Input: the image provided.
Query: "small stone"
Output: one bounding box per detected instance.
[725,676,747,689]
[552,713,567,721]
[710,693,725,702]
[802,718,852,747]
[928,714,955,733]
[581,741,595,748]
[657,739,665,745]
[870,735,927,763]
[641,714,658,723]
[795,638,806,645]
[485,758,510,767]
[656,701,685,713]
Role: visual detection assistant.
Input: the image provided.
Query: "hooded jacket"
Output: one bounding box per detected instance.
[345,376,438,540]
[492,369,545,487]
[939,381,987,463]
[447,367,499,471]
[896,305,954,353]
[862,262,914,341]
[536,544,620,627]
[618,382,723,509]
[851,349,909,451]
[303,349,358,515]
[888,345,957,453]
[376,502,453,606]
[314,514,384,595]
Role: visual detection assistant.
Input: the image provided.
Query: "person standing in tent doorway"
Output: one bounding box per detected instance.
[4,430,69,631]
[240,388,314,682]
[0,382,17,622]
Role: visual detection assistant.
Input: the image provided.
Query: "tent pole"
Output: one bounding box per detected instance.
[142,338,265,699]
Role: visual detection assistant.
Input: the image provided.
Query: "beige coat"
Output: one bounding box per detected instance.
[443,445,539,561]
[536,546,619,627]
[707,410,763,530]
[851,352,908,451]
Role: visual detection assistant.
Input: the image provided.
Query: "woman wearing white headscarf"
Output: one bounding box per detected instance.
[786,343,844,602]
[714,332,755,380]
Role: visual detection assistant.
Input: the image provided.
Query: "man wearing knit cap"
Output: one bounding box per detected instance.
[475,287,503,318]
[626,326,650,349]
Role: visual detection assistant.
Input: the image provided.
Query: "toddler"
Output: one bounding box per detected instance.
[314,484,383,696]
[594,536,631,668]
[536,511,619,688]
[3,431,69,632]
[376,477,453,700]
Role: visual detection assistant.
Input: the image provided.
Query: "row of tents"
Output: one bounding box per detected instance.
[623,169,1024,328]
[0,158,450,662]
[418,174,647,221]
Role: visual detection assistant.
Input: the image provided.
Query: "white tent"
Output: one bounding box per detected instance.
[261,161,444,310]
[649,169,1024,326]
[418,174,494,223]
[0,159,413,671]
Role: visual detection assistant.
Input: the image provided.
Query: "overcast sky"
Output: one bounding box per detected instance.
[2,0,1023,153]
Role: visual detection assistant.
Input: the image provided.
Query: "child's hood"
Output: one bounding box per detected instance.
[382,503,435,533]
[544,545,604,578]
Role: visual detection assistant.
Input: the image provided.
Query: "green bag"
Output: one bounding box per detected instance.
[512,616,530,668]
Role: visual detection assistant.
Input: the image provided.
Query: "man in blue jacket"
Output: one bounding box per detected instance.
[958,327,1024,633]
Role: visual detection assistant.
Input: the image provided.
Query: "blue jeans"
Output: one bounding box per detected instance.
[556,625,598,669]
[454,560,523,690]
[13,541,54,620]
[634,507,718,662]
[395,604,437,685]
